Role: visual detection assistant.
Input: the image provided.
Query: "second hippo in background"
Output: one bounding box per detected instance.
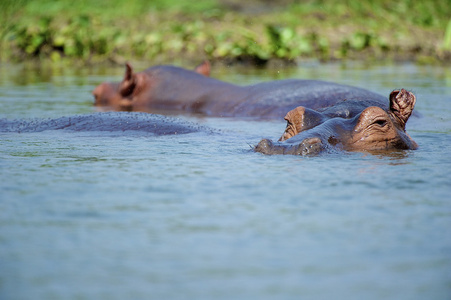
[92,61,391,120]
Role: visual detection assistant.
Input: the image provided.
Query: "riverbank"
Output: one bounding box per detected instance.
[1,0,450,66]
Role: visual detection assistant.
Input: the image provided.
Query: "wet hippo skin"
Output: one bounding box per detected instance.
[255,89,418,155]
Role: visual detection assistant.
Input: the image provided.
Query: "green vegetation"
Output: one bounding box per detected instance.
[1,0,450,65]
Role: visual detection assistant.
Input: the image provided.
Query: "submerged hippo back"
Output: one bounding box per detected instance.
[0,112,212,135]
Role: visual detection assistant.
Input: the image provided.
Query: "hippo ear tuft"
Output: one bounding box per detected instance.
[284,106,305,131]
[279,106,305,141]
[119,63,137,97]
[194,60,211,77]
[389,89,416,129]
[124,63,133,80]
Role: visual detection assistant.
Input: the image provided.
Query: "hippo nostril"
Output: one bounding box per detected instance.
[255,139,274,154]
[256,137,324,156]
[298,137,323,156]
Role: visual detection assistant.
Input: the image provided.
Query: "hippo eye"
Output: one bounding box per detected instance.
[373,119,387,127]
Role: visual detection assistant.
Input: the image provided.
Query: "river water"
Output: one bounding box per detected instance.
[1,61,450,300]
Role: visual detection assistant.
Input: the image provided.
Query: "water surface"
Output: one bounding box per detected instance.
[1,61,450,300]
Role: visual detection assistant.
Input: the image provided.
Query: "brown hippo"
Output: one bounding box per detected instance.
[92,61,417,154]
[255,89,418,155]
[92,61,391,119]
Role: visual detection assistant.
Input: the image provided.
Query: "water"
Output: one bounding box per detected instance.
[1,61,450,300]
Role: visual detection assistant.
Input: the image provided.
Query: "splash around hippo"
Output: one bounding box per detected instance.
[255,89,418,155]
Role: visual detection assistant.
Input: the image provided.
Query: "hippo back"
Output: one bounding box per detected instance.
[234,79,388,119]
[0,112,212,135]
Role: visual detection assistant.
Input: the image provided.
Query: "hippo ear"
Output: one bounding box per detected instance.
[284,106,305,132]
[119,63,137,97]
[279,106,326,141]
[389,89,416,129]
[194,60,210,77]
[279,106,305,141]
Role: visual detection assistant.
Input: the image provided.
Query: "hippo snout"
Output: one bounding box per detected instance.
[255,139,284,155]
[296,137,323,155]
[255,137,323,156]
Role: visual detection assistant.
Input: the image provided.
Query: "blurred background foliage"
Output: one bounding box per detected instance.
[1,0,450,65]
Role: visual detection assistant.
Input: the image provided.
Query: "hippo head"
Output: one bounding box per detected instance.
[92,61,210,109]
[255,89,418,155]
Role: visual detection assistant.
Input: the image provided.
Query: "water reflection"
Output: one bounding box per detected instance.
[363,149,413,162]
[0,61,122,87]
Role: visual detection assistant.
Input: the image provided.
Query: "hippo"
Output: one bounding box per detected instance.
[254,89,418,155]
[0,112,212,135]
[92,61,418,154]
[92,61,391,119]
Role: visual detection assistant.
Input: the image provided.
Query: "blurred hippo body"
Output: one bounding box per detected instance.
[93,62,418,154]
[255,89,418,155]
[0,112,210,135]
[92,61,388,119]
